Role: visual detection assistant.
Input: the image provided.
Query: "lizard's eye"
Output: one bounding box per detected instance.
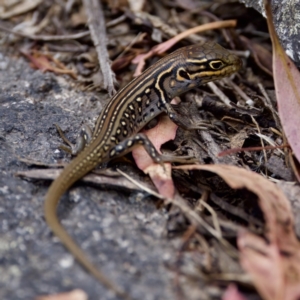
[209,60,224,70]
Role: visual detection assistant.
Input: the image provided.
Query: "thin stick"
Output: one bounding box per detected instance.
[82,0,116,95]
[0,23,89,41]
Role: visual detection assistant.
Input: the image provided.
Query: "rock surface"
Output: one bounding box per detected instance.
[0,51,178,300]
[240,0,300,68]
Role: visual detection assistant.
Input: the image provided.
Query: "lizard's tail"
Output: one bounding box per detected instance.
[44,148,133,300]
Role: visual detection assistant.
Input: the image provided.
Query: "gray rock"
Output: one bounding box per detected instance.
[240,0,300,68]
[0,51,177,300]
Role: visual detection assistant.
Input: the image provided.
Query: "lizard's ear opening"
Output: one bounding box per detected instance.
[178,69,190,80]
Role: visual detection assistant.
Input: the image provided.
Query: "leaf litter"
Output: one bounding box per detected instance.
[2,0,300,299]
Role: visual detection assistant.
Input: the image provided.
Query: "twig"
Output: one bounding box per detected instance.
[0,14,123,42]
[132,19,237,76]
[0,23,89,41]
[218,144,289,157]
[255,133,285,155]
[258,83,281,128]
[251,116,267,168]
[118,168,222,238]
[0,0,42,19]
[154,20,237,54]
[117,169,164,199]
[207,81,232,107]
[197,199,222,238]
[199,10,233,46]
[82,0,116,96]
[224,78,254,106]
[106,14,127,27]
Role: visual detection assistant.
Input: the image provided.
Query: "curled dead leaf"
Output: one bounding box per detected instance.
[175,163,300,300]
[264,0,300,178]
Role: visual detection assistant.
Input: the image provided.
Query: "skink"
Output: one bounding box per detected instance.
[45,41,242,298]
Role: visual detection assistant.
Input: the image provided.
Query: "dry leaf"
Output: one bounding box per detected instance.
[21,50,77,79]
[264,1,300,170]
[230,129,248,149]
[175,163,300,300]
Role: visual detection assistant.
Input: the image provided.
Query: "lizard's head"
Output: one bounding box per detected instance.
[175,41,242,89]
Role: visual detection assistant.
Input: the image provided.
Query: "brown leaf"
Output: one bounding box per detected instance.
[21,50,77,79]
[175,163,300,300]
[238,231,285,300]
[264,0,300,168]
[229,129,248,149]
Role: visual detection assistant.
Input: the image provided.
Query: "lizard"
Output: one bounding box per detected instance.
[44,41,242,299]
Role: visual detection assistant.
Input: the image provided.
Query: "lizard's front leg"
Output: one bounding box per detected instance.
[108,132,196,164]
